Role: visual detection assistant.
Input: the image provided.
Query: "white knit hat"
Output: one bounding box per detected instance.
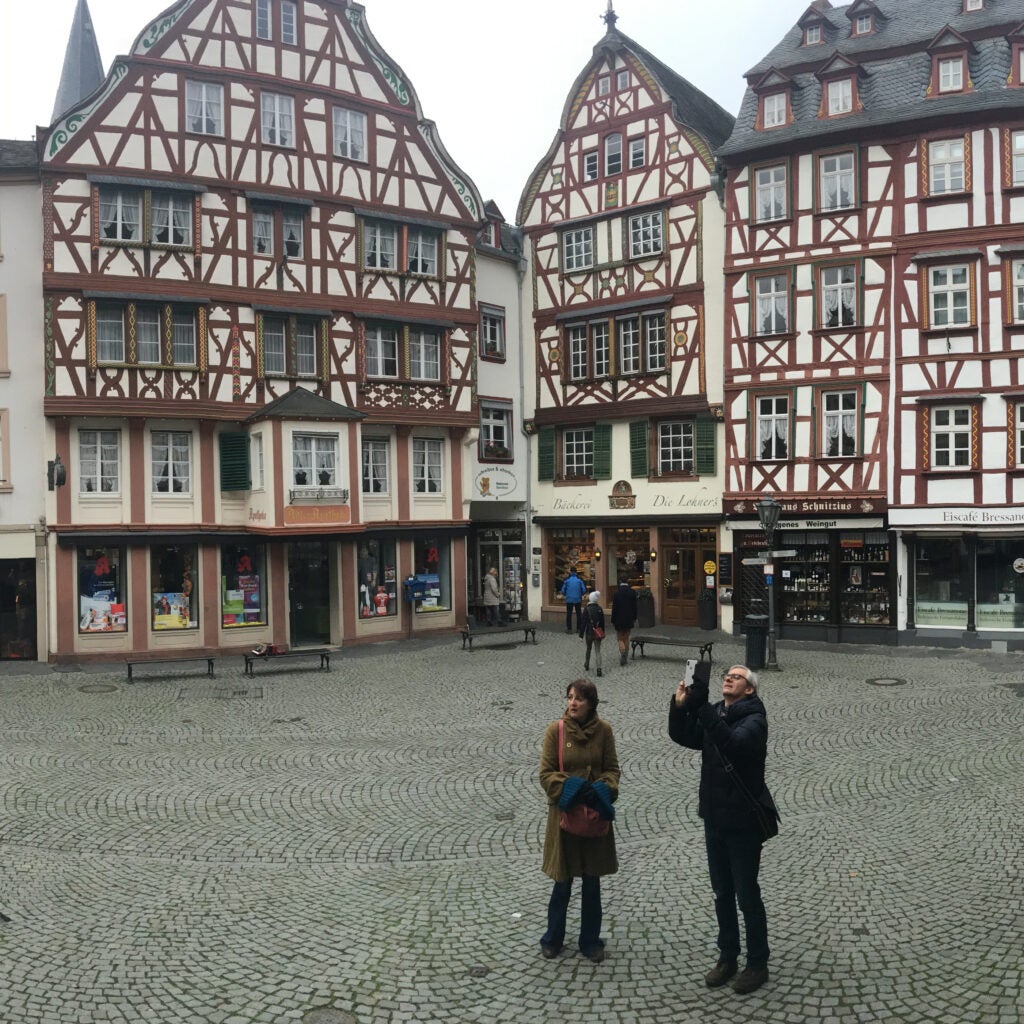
[589,591,601,604]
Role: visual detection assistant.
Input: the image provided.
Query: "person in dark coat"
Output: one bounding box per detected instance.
[610,581,638,667]
[539,678,619,962]
[560,568,588,633]
[668,664,772,995]
[578,591,605,677]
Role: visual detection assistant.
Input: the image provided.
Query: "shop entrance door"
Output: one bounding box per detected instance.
[660,528,718,628]
[0,558,36,660]
[288,542,330,647]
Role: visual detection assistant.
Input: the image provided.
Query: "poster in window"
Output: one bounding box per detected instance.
[78,549,127,633]
[153,592,190,630]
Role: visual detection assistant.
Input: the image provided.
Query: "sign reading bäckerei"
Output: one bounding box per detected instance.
[888,507,1024,526]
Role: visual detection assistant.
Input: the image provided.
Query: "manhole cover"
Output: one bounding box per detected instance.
[866,678,907,687]
[78,684,119,694]
[495,810,514,822]
[303,1010,356,1024]
[468,965,489,978]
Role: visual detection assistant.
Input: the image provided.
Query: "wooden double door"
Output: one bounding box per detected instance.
[660,528,717,628]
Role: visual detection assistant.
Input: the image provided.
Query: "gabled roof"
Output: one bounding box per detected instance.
[798,3,833,29]
[752,68,796,92]
[815,52,864,79]
[845,0,881,18]
[244,388,364,425]
[719,0,1024,160]
[51,0,105,124]
[927,26,975,52]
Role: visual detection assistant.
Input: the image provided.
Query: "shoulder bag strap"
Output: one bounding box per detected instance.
[557,719,564,772]
[708,730,781,821]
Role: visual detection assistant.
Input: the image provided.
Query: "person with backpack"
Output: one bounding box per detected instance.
[578,591,605,677]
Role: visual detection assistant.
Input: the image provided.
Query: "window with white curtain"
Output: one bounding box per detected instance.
[253,210,273,255]
[757,396,789,460]
[260,92,295,147]
[819,152,855,211]
[762,93,786,128]
[151,193,192,246]
[407,228,438,275]
[827,79,852,116]
[823,391,857,457]
[409,330,440,380]
[1014,261,1024,323]
[172,310,196,365]
[364,221,397,269]
[821,265,857,328]
[1013,131,1024,186]
[366,325,399,377]
[938,58,963,93]
[152,431,191,493]
[136,307,161,364]
[755,164,787,222]
[361,438,389,494]
[333,106,367,161]
[79,429,120,493]
[283,211,303,258]
[96,305,126,362]
[95,302,200,366]
[263,318,286,375]
[755,274,789,335]
[98,188,141,242]
[293,434,336,487]
[413,438,443,494]
[185,81,223,135]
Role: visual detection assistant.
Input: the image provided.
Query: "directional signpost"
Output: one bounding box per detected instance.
[755,497,784,671]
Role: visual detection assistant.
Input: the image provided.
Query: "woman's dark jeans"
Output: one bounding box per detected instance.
[704,824,769,968]
[540,875,603,954]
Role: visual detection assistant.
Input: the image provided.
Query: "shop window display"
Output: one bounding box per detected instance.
[548,528,595,602]
[413,537,450,612]
[221,543,266,627]
[357,539,397,617]
[78,546,127,633]
[975,538,1024,629]
[778,532,831,623]
[914,537,968,627]
[611,527,651,589]
[151,545,198,630]
[839,531,890,625]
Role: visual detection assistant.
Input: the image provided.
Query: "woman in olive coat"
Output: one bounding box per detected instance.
[538,678,620,961]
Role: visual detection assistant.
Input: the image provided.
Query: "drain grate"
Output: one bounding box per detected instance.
[177,686,264,700]
[302,1010,356,1024]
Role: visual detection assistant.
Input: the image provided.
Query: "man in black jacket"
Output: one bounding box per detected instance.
[668,663,771,995]
[610,580,638,667]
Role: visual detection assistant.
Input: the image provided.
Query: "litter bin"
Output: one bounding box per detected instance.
[698,588,717,630]
[744,614,768,670]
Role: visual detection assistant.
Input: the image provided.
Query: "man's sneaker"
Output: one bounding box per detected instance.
[732,966,769,994]
[582,946,605,963]
[704,960,737,987]
[540,943,559,959]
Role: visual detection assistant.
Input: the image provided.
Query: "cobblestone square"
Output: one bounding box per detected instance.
[0,629,1021,1023]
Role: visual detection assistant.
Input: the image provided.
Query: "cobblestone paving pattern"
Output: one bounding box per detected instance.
[0,630,1021,1023]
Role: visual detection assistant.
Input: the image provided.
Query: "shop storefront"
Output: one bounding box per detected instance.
[729,504,893,644]
[468,524,524,622]
[0,557,37,659]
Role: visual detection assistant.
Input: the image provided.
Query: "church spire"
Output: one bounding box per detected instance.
[603,1,618,30]
[51,0,105,124]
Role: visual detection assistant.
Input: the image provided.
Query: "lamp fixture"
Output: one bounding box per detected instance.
[594,549,602,561]
[649,549,657,562]
[47,454,66,491]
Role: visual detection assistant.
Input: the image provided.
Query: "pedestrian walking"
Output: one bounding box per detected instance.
[482,566,501,626]
[667,663,776,995]
[560,567,587,633]
[539,678,619,962]
[579,591,605,677]
[610,580,638,666]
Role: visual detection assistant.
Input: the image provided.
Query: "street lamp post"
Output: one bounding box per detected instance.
[756,496,782,671]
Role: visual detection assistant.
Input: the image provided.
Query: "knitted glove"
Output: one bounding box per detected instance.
[590,780,616,821]
[558,776,585,809]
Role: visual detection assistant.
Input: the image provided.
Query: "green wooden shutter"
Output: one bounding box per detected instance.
[537,427,556,481]
[694,419,717,476]
[629,420,649,477]
[593,423,612,480]
[219,432,251,490]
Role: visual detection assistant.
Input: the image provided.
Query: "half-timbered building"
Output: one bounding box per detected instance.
[719,0,1024,649]
[40,0,496,661]
[518,9,735,629]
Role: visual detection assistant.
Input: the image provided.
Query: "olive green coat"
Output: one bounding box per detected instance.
[539,713,620,881]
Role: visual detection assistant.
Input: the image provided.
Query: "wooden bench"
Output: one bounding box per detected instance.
[630,635,714,663]
[243,647,333,677]
[127,655,215,683]
[459,622,538,650]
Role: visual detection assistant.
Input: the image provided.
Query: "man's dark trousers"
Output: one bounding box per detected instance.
[704,823,769,968]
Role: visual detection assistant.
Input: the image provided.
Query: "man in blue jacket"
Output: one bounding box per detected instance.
[560,568,587,634]
[668,663,771,995]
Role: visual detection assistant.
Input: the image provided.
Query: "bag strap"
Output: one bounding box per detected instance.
[557,718,564,772]
[708,721,781,821]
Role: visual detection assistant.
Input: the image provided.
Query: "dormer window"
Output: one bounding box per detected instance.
[827,79,853,116]
[854,14,872,35]
[763,93,787,129]
[939,57,964,93]
[964,0,982,10]
[805,24,822,45]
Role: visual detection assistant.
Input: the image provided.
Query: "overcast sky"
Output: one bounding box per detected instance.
[0,0,810,217]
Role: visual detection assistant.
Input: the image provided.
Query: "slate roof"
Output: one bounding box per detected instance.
[244,388,364,424]
[0,141,39,171]
[52,0,105,125]
[719,0,1024,159]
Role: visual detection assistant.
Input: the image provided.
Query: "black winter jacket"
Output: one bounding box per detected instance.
[610,585,638,630]
[668,692,768,832]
